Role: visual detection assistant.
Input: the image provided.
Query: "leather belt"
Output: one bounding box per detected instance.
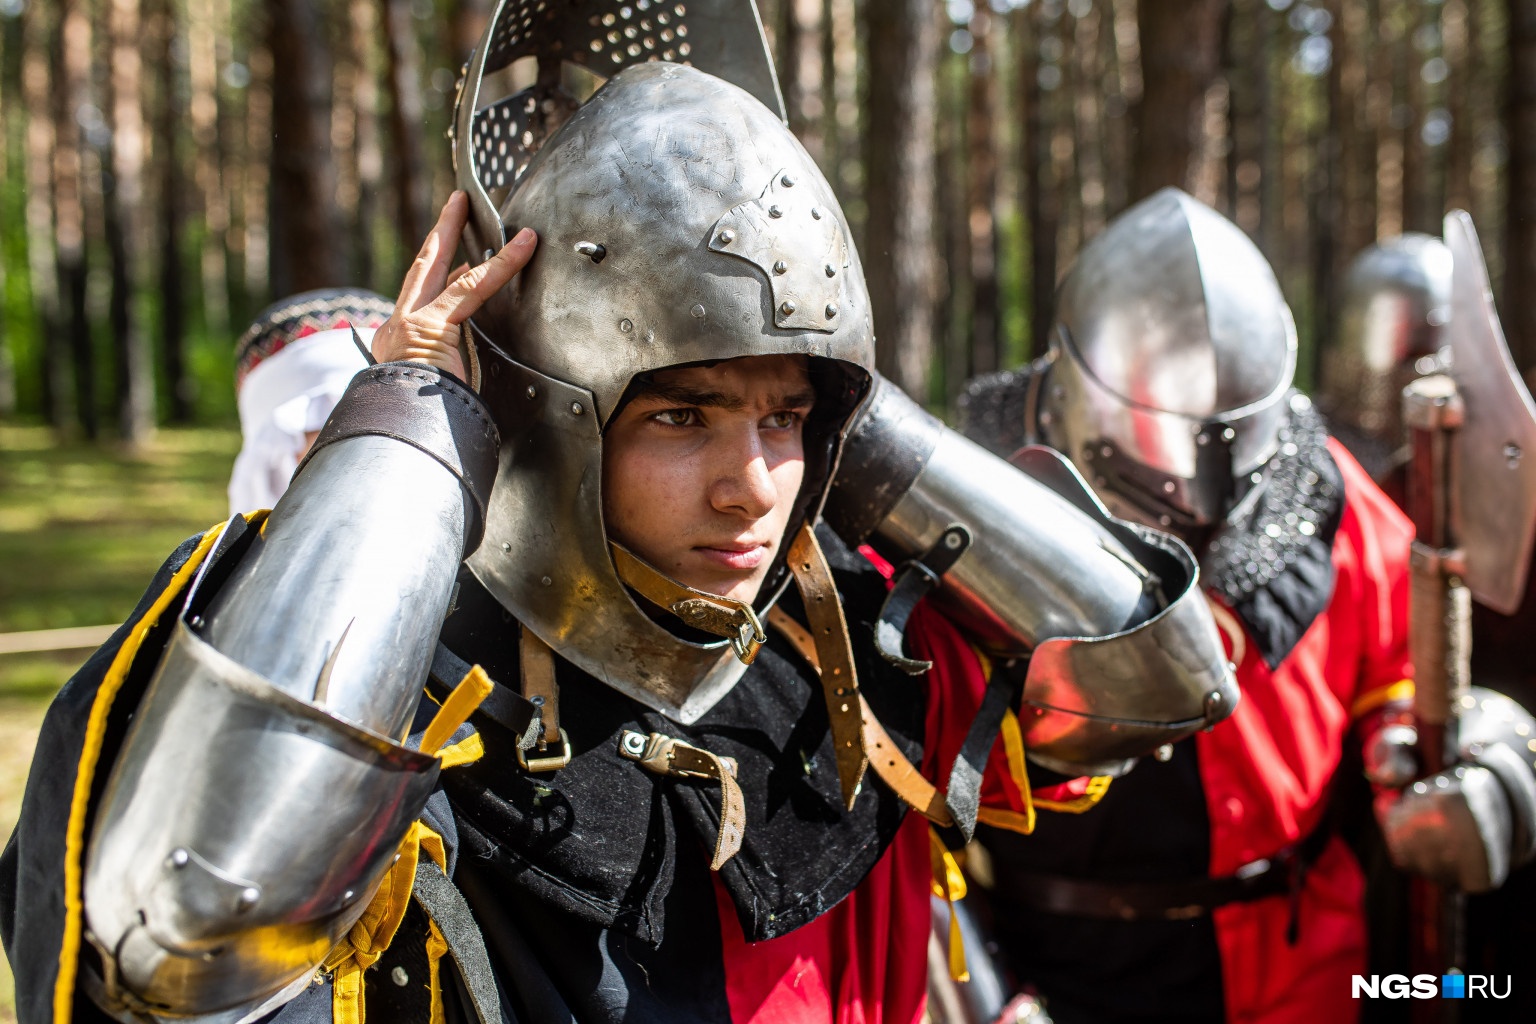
[991,821,1333,922]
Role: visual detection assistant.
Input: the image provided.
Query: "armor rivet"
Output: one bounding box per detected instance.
[571,401,584,415]
[575,240,607,263]
[1154,744,1174,762]
[168,848,190,869]
[1162,481,1176,494]
[189,615,205,631]
[1414,782,1428,794]
[944,532,964,550]
[1159,514,1172,527]
[825,264,836,278]
[768,205,783,218]
[541,576,553,586]
[527,385,537,399]
[1222,427,1236,441]
[236,887,260,911]
[483,249,494,262]
[619,318,634,333]
[1435,776,1450,789]
[780,300,797,316]
[825,304,838,318]
[781,174,796,187]
[716,230,734,246]
[343,890,354,903]
[502,542,512,553]
[531,695,545,706]
[691,303,706,318]
[1196,434,1210,446]
[811,207,822,220]
[773,260,787,275]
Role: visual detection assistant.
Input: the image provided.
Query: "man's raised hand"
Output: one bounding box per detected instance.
[371,190,537,384]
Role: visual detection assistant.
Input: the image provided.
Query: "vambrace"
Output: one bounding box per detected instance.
[82,362,499,1017]
[1378,687,1536,892]
[824,374,1238,775]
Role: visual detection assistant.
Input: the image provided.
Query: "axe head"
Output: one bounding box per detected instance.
[1444,210,1536,614]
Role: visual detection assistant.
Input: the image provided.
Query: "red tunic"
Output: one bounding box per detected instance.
[712,594,1021,1023]
[1201,440,1414,1023]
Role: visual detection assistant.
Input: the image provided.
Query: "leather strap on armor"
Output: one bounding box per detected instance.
[410,860,500,1024]
[786,524,869,809]
[873,524,972,674]
[945,657,1028,842]
[618,730,745,870]
[517,626,570,772]
[767,605,953,826]
[427,642,541,752]
[992,818,1333,922]
[297,361,500,556]
[610,543,767,664]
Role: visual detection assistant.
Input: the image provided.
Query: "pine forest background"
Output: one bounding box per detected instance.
[0,0,1532,439]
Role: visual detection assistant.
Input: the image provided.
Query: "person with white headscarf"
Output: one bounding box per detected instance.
[228,288,394,514]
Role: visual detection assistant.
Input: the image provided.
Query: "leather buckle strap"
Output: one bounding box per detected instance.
[610,543,767,664]
[517,625,570,772]
[767,603,952,826]
[786,524,868,809]
[618,730,744,870]
[873,524,972,674]
[992,821,1334,921]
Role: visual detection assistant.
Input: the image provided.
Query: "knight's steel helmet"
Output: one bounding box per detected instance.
[1040,188,1297,532]
[1319,233,1453,441]
[450,1,874,722]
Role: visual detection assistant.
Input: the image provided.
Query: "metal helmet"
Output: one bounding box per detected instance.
[1319,233,1453,447]
[1040,188,1297,533]
[451,3,875,723]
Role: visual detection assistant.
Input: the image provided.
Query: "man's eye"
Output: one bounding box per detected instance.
[654,408,698,427]
[765,411,802,429]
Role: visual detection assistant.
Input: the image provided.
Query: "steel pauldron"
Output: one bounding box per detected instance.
[825,375,1239,775]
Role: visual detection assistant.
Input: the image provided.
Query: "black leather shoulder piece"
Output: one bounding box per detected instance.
[1203,397,1346,668]
[298,362,500,555]
[956,357,1049,458]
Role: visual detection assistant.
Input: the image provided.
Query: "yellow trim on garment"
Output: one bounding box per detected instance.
[325,820,448,1024]
[54,516,257,1024]
[1351,678,1415,719]
[437,732,486,769]
[420,663,494,755]
[928,827,970,983]
[975,708,1037,835]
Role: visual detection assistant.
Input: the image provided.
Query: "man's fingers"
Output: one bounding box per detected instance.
[413,192,472,311]
[428,228,538,325]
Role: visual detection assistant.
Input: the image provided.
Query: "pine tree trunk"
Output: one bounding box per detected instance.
[23,2,66,429]
[1131,0,1228,201]
[54,0,95,439]
[967,9,1001,377]
[267,0,342,295]
[188,0,229,334]
[0,15,14,417]
[451,0,493,64]
[107,0,155,444]
[150,0,191,422]
[1506,0,1536,368]
[781,0,825,163]
[863,0,940,398]
[1019,1,1058,358]
[350,0,383,290]
[382,0,431,261]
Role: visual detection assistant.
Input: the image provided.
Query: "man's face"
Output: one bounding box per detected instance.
[603,355,814,604]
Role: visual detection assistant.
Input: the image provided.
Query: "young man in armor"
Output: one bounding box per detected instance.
[1,8,1236,1024]
[960,189,1536,1023]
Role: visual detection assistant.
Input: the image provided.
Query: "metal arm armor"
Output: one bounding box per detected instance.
[82,363,499,1018]
[1379,687,1536,892]
[823,373,1239,776]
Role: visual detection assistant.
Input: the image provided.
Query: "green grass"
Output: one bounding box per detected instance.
[0,424,239,1021]
[0,425,239,632]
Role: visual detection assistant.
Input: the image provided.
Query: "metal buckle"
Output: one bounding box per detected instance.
[731,604,767,664]
[516,727,572,772]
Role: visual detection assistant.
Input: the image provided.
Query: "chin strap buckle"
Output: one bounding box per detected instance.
[611,542,768,665]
